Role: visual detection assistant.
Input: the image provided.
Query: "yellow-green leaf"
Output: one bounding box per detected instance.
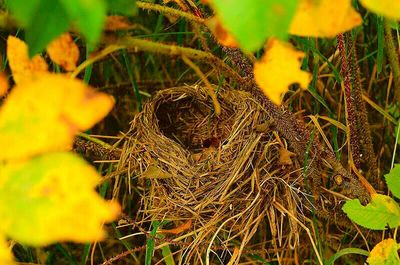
[253,39,311,105]
[360,0,400,20]
[289,0,362,37]
[385,164,400,199]
[367,239,400,265]
[0,152,120,245]
[342,194,400,230]
[0,238,14,265]
[0,73,114,160]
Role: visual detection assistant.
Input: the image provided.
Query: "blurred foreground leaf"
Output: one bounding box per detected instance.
[7,36,48,84]
[360,0,400,20]
[46,33,80,71]
[208,0,298,51]
[0,73,114,160]
[289,0,362,37]
[0,152,120,245]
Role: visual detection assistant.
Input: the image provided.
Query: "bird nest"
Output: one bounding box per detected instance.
[118,85,307,261]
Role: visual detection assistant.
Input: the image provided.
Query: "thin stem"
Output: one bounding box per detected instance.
[136,1,205,25]
[77,132,115,150]
[116,36,244,83]
[384,19,400,102]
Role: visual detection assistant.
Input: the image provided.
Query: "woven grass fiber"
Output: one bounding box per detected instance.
[118,85,308,261]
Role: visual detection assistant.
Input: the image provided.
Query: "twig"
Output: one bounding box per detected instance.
[74,135,121,161]
[116,36,244,83]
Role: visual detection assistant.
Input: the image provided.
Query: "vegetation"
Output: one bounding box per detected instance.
[0,0,400,264]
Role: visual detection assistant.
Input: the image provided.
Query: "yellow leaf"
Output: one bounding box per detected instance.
[360,0,400,20]
[253,39,311,105]
[0,73,114,160]
[206,16,239,48]
[46,33,80,72]
[289,0,362,37]
[0,72,9,97]
[0,152,120,245]
[7,36,48,84]
[367,239,400,265]
[0,238,14,265]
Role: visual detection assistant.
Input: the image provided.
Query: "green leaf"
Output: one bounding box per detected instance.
[25,0,70,56]
[145,221,159,265]
[367,239,400,265]
[385,164,400,199]
[106,0,137,16]
[342,194,400,230]
[0,152,119,246]
[59,0,107,45]
[5,0,41,26]
[326,248,369,265]
[210,0,299,52]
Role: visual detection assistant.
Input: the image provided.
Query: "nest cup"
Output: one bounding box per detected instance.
[119,85,303,257]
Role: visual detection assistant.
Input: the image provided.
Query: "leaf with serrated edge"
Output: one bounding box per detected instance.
[7,36,48,84]
[289,0,362,37]
[253,39,311,105]
[0,152,120,245]
[0,73,114,160]
[385,164,400,199]
[343,194,400,230]
[367,239,400,265]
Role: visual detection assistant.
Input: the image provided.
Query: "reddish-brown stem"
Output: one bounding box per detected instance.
[346,33,379,186]
[337,34,362,169]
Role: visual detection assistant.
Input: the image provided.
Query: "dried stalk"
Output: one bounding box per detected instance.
[346,33,379,187]
[337,33,362,169]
